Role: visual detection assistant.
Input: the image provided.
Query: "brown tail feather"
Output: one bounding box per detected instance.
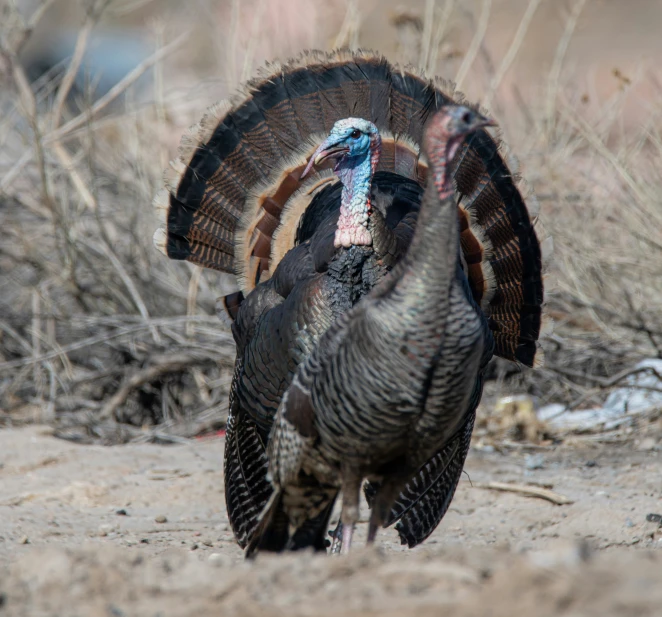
[452,130,549,367]
[153,49,549,367]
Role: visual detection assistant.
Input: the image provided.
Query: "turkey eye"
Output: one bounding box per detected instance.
[350,129,361,138]
[462,112,472,124]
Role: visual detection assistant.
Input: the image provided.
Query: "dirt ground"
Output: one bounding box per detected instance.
[0,426,660,616]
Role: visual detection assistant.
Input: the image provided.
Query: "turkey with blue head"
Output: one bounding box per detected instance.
[152,49,551,555]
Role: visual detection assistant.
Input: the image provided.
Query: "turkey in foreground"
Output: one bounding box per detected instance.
[151,50,550,554]
[248,105,495,555]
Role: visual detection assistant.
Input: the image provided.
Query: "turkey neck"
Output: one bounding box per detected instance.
[334,140,380,248]
[385,136,462,316]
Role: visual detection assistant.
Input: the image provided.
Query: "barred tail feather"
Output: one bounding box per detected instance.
[453,132,547,367]
[224,406,272,549]
[245,489,286,558]
[393,411,475,547]
[363,410,475,548]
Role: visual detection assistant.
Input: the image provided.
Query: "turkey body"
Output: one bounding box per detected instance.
[227,173,423,549]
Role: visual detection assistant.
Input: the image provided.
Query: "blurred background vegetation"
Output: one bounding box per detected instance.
[1,0,661,445]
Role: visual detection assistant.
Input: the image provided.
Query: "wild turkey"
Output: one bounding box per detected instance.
[152,50,550,553]
[249,105,494,555]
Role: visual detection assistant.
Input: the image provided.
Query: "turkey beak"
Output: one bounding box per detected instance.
[472,115,496,131]
[301,138,349,179]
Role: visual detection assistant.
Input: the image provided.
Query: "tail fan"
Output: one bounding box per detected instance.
[153,50,548,361]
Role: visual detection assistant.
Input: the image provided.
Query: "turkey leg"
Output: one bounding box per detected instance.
[339,474,361,555]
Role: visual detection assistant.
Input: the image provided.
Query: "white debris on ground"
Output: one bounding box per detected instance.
[538,359,662,431]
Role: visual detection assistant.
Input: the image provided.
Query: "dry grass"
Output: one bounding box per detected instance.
[0,0,660,443]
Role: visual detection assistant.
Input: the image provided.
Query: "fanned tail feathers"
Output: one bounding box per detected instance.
[152,49,549,367]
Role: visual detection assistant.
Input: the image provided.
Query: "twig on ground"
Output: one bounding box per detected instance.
[474,481,574,505]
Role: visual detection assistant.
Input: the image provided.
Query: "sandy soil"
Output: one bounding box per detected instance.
[0,426,660,616]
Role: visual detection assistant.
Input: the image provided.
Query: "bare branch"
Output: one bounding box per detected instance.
[80,239,162,344]
[97,353,218,421]
[485,0,542,109]
[454,0,492,91]
[51,14,97,130]
[47,31,189,144]
[545,0,587,134]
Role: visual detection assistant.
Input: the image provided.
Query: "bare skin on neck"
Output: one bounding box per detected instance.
[335,198,372,248]
[302,118,381,249]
